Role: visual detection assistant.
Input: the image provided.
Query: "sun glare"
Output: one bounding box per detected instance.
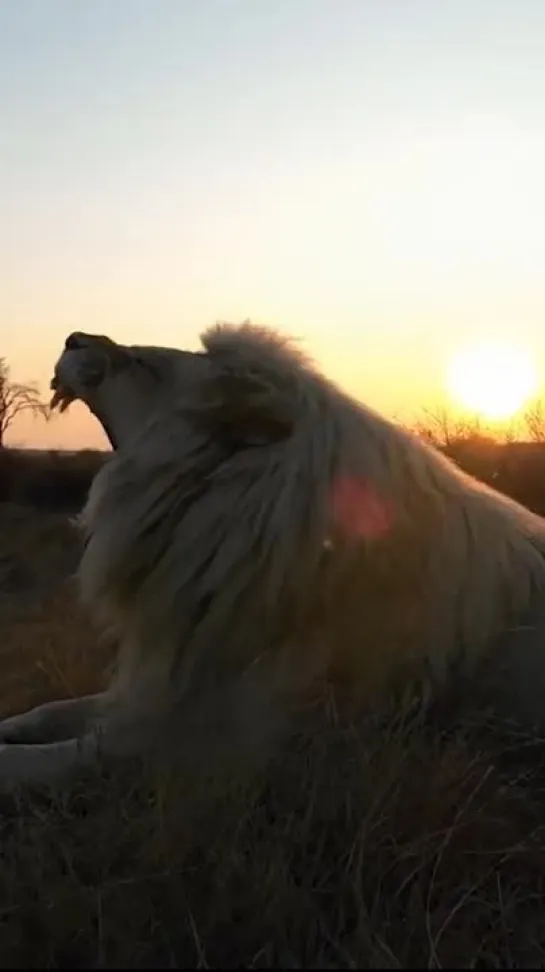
[446,341,537,421]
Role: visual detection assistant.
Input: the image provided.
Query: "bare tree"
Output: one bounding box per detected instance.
[0,357,49,448]
[523,399,545,443]
[411,404,485,449]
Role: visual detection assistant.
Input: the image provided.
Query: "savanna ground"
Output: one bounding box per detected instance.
[3,447,545,967]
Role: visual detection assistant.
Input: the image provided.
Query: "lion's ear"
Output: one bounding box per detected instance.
[190,321,312,446]
[192,368,295,446]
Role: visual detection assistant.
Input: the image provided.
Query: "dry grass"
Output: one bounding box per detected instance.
[0,504,111,716]
[2,506,545,967]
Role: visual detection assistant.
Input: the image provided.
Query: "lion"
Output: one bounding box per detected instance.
[1,321,545,789]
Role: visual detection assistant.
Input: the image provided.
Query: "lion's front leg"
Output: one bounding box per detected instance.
[0,732,102,790]
[0,692,108,745]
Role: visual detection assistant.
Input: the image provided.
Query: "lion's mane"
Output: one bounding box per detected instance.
[77,322,545,726]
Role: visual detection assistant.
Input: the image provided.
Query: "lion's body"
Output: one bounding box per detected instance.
[2,322,545,788]
[82,326,545,712]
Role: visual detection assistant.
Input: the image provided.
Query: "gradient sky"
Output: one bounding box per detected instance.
[3,0,545,448]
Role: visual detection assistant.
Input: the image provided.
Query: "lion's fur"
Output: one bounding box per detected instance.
[76,322,545,733]
[3,320,545,789]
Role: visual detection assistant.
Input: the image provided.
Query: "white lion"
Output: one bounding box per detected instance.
[1,322,545,789]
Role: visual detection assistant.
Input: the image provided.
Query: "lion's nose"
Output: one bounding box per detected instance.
[65,332,87,351]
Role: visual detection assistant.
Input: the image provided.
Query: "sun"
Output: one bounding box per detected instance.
[446,341,537,421]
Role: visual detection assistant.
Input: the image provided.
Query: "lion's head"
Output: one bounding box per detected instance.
[50,331,212,449]
[50,325,298,451]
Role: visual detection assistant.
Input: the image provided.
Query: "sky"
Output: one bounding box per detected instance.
[2,0,545,448]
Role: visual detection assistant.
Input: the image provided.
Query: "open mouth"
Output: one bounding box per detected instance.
[49,376,75,414]
[49,370,118,449]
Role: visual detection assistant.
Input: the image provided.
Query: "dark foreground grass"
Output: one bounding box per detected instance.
[2,508,545,967]
[2,703,545,968]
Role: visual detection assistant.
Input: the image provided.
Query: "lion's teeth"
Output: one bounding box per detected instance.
[49,389,74,413]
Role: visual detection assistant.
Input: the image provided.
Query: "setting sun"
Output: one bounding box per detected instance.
[446,342,537,421]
